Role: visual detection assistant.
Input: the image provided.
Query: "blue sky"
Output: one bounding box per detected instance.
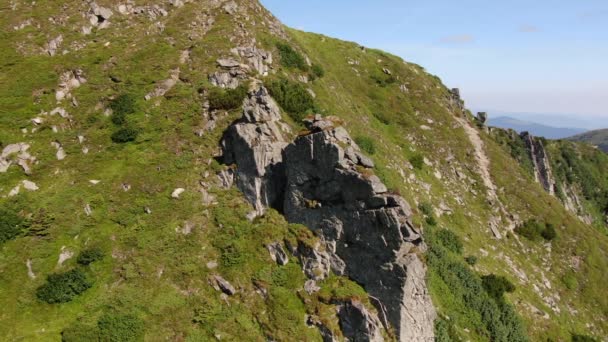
[260,0,608,127]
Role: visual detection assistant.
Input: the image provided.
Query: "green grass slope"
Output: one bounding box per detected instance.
[0,0,606,341]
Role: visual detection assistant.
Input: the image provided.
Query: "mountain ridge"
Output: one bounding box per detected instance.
[1,1,607,341]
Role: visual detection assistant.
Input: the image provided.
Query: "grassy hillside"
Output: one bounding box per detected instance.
[1,0,606,341]
[568,129,608,153]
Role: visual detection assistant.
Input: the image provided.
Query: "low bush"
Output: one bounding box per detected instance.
[541,223,557,241]
[111,127,138,143]
[310,64,325,80]
[109,94,137,127]
[0,207,27,245]
[465,255,478,266]
[36,268,92,304]
[482,274,516,300]
[266,78,316,122]
[98,313,144,342]
[515,220,556,242]
[109,94,136,116]
[77,247,104,266]
[435,229,463,254]
[276,42,308,71]
[354,136,376,155]
[207,84,248,111]
[409,154,424,170]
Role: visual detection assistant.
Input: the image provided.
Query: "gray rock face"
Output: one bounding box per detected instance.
[521,132,556,195]
[220,83,290,213]
[336,299,384,342]
[282,118,436,341]
[221,110,436,340]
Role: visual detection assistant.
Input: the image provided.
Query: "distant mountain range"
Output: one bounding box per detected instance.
[487,116,587,139]
[568,129,608,152]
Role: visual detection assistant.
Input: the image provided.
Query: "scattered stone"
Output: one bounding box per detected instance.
[89,3,113,29]
[304,280,320,294]
[213,275,236,296]
[89,180,100,185]
[57,247,74,266]
[1,143,35,174]
[222,1,238,14]
[44,35,63,56]
[145,69,180,100]
[8,185,20,197]
[217,169,235,189]
[22,180,39,191]
[26,259,36,279]
[51,141,66,160]
[206,261,218,269]
[84,204,93,216]
[172,188,185,198]
[231,46,273,76]
[382,68,392,75]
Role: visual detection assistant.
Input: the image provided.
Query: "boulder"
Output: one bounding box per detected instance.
[213,275,236,296]
[267,242,289,265]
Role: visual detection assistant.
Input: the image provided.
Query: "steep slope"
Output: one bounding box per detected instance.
[1,1,607,341]
[568,128,608,153]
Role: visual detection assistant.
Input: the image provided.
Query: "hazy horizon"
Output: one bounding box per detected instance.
[261,0,608,124]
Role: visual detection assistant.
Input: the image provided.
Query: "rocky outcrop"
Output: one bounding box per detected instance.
[520,132,556,195]
[220,82,290,214]
[336,299,385,342]
[282,117,436,341]
[221,107,436,340]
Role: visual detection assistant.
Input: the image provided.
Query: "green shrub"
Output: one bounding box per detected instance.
[0,207,27,245]
[482,274,516,300]
[541,223,557,241]
[208,84,248,111]
[436,229,463,254]
[77,247,104,266]
[354,136,376,155]
[266,78,316,121]
[515,220,556,242]
[111,112,127,126]
[98,313,144,342]
[465,255,478,266]
[418,202,433,216]
[111,128,138,143]
[36,268,92,304]
[276,42,308,71]
[409,154,424,169]
[109,94,136,116]
[310,64,325,80]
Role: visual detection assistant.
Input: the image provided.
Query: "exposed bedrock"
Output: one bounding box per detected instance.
[220,90,436,341]
[520,131,556,195]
